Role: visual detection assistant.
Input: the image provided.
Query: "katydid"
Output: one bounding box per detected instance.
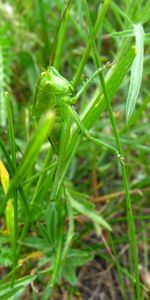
[32,64,117,289]
[32,65,118,202]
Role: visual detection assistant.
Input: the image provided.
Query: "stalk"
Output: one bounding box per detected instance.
[83,0,140,298]
[73,0,110,89]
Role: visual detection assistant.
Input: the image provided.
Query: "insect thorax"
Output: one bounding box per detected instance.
[33,67,74,121]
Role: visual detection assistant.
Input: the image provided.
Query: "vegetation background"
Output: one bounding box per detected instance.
[0,0,150,299]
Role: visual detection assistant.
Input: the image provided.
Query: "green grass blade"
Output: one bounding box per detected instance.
[0,137,30,215]
[0,137,36,209]
[0,137,15,174]
[0,264,21,284]
[5,111,55,201]
[73,0,110,89]
[126,24,144,122]
[80,46,136,130]
[67,190,111,231]
[5,92,16,167]
[49,0,73,67]
[125,93,150,129]
[5,92,18,283]
[53,1,72,70]
[0,275,36,298]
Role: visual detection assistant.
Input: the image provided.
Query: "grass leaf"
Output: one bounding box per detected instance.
[67,190,111,231]
[5,111,55,201]
[0,275,36,298]
[126,24,144,122]
[0,27,12,127]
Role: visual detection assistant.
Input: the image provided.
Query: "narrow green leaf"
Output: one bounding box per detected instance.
[46,203,58,244]
[0,37,11,128]
[0,286,24,300]
[67,191,111,231]
[0,46,6,127]
[78,46,136,131]
[5,111,55,201]
[0,138,30,215]
[0,275,36,298]
[126,24,144,122]
[0,264,21,284]
[0,137,15,175]
[73,0,111,89]
[5,92,16,167]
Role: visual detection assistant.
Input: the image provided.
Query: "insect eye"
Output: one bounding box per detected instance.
[45,82,51,87]
[41,71,46,76]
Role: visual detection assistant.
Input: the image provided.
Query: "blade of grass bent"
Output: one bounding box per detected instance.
[126,24,144,122]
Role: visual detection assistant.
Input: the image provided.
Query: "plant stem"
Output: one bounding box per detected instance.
[18,147,53,256]
[73,0,110,89]
[5,93,18,284]
[53,1,71,70]
[49,218,64,288]
[12,190,18,285]
[83,0,140,298]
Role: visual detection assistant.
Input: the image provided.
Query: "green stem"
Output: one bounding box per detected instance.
[71,65,106,103]
[53,1,71,70]
[73,0,110,89]
[5,93,16,167]
[12,190,18,285]
[109,232,128,300]
[62,197,74,262]
[5,93,18,284]
[49,220,64,288]
[50,0,73,66]
[50,115,71,202]
[18,147,53,256]
[31,147,53,204]
[49,116,72,293]
[83,0,140,298]
[68,105,117,153]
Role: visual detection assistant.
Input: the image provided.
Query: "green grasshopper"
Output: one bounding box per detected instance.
[32,65,117,201]
[32,64,117,289]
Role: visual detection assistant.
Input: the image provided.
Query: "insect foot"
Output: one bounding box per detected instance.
[105,61,116,69]
[117,153,127,166]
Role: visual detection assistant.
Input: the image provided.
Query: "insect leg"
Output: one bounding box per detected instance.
[68,105,118,154]
[49,117,71,289]
[70,63,113,104]
[50,118,71,202]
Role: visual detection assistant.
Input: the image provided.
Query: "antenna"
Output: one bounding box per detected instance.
[49,0,73,66]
